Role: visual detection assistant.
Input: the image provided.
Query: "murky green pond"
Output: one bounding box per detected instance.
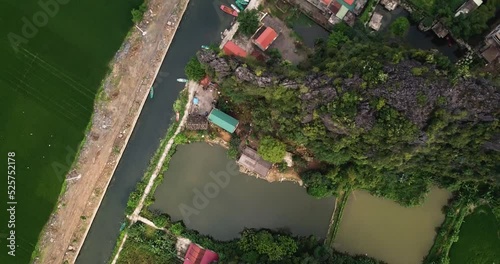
[151,142,335,240]
[334,187,451,264]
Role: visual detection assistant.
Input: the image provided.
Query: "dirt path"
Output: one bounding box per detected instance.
[110,81,196,263]
[34,0,190,263]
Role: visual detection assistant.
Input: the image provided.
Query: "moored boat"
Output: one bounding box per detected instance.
[177,78,188,83]
[220,5,238,17]
[230,4,240,13]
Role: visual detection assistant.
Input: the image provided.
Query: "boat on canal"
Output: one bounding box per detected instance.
[220,5,238,17]
[230,4,240,13]
[149,86,154,99]
[177,78,188,83]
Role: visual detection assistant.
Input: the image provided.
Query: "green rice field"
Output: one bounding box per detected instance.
[0,0,141,262]
[449,205,500,264]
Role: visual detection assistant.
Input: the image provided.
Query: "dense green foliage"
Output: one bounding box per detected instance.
[237,10,260,36]
[131,1,148,23]
[424,197,468,264]
[213,24,500,207]
[439,0,499,40]
[410,0,499,40]
[185,57,206,81]
[138,215,383,263]
[390,17,410,37]
[258,136,286,163]
[117,223,178,264]
[448,205,500,264]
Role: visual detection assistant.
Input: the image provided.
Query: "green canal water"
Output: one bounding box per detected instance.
[333,187,451,264]
[150,142,335,240]
[0,0,141,262]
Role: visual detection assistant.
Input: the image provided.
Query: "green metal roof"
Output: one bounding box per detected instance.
[336,5,349,19]
[208,109,239,133]
[337,0,355,10]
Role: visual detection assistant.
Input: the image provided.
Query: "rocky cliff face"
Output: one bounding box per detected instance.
[198,50,499,143]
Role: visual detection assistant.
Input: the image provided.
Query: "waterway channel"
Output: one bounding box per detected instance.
[150,143,335,240]
[333,187,451,264]
[76,1,234,263]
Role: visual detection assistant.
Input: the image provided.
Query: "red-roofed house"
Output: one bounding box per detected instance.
[252,26,279,51]
[183,243,219,264]
[222,40,247,57]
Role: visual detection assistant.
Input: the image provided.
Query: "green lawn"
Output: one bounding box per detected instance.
[449,205,500,264]
[0,0,141,262]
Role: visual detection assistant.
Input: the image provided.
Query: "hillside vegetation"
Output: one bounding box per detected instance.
[197,24,499,208]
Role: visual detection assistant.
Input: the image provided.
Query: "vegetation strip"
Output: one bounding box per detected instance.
[325,190,350,246]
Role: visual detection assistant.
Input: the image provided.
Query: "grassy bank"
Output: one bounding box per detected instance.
[325,190,350,246]
[423,198,468,264]
[125,89,189,215]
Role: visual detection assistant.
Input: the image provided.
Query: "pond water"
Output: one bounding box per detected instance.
[333,187,451,264]
[377,7,464,61]
[150,142,335,240]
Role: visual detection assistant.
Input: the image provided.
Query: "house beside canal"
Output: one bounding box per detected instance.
[208,108,239,133]
[238,147,273,178]
[252,26,279,51]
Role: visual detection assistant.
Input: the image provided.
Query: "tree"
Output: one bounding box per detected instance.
[390,17,410,37]
[258,136,286,163]
[237,10,260,36]
[184,57,205,81]
[131,2,148,23]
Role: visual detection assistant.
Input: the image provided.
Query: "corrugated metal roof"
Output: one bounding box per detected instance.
[208,109,238,133]
[336,5,349,19]
[223,40,247,57]
[255,27,278,51]
[238,147,272,178]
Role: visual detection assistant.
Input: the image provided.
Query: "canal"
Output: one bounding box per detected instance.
[150,143,335,240]
[76,1,234,263]
[333,187,451,264]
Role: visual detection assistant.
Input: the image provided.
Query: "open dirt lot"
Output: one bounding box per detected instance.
[34,0,190,263]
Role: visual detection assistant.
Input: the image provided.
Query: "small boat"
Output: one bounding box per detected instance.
[149,86,154,99]
[235,2,245,11]
[176,112,180,122]
[201,45,210,50]
[120,222,126,231]
[220,5,238,17]
[176,78,188,83]
[236,0,248,6]
[230,4,240,13]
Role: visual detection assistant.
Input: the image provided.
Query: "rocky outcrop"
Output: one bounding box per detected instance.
[198,50,499,135]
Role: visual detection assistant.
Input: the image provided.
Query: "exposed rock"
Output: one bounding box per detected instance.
[320,115,349,135]
[235,66,256,82]
[355,101,375,131]
[280,79,299,89]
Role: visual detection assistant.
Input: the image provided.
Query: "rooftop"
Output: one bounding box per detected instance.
[184,243,219,264]
[208,108,239,133]
[253,26,279,51]
[369,12,383,31]
[223,40,247,57]
[481,45,500,63]
[186,114,208,130]
[238,147,273,178]
[380,0,399,11]
[432,22,449,38]
[337,0,355,10]
[336,5,349,19]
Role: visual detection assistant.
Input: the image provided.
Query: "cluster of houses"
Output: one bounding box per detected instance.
[306,0,367,26]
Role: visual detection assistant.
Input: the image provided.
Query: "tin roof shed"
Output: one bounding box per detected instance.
[208,109,239,133]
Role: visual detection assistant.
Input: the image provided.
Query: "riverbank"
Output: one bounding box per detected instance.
[34,0,190,263]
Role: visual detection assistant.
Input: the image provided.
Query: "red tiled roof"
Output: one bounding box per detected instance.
[200,76,210,87]
[255,27,278,51]
[343,0,355,5]
[184,243,219,264]
[322,0,333,5]
[223,41,247,57]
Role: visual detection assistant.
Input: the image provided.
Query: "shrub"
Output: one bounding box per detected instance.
[258,136,286,163]
[131,2,148,23]
[185,57,206,81]
[237,10,260,36]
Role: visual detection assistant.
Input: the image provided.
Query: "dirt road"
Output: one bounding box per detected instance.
[34,0,190,263]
